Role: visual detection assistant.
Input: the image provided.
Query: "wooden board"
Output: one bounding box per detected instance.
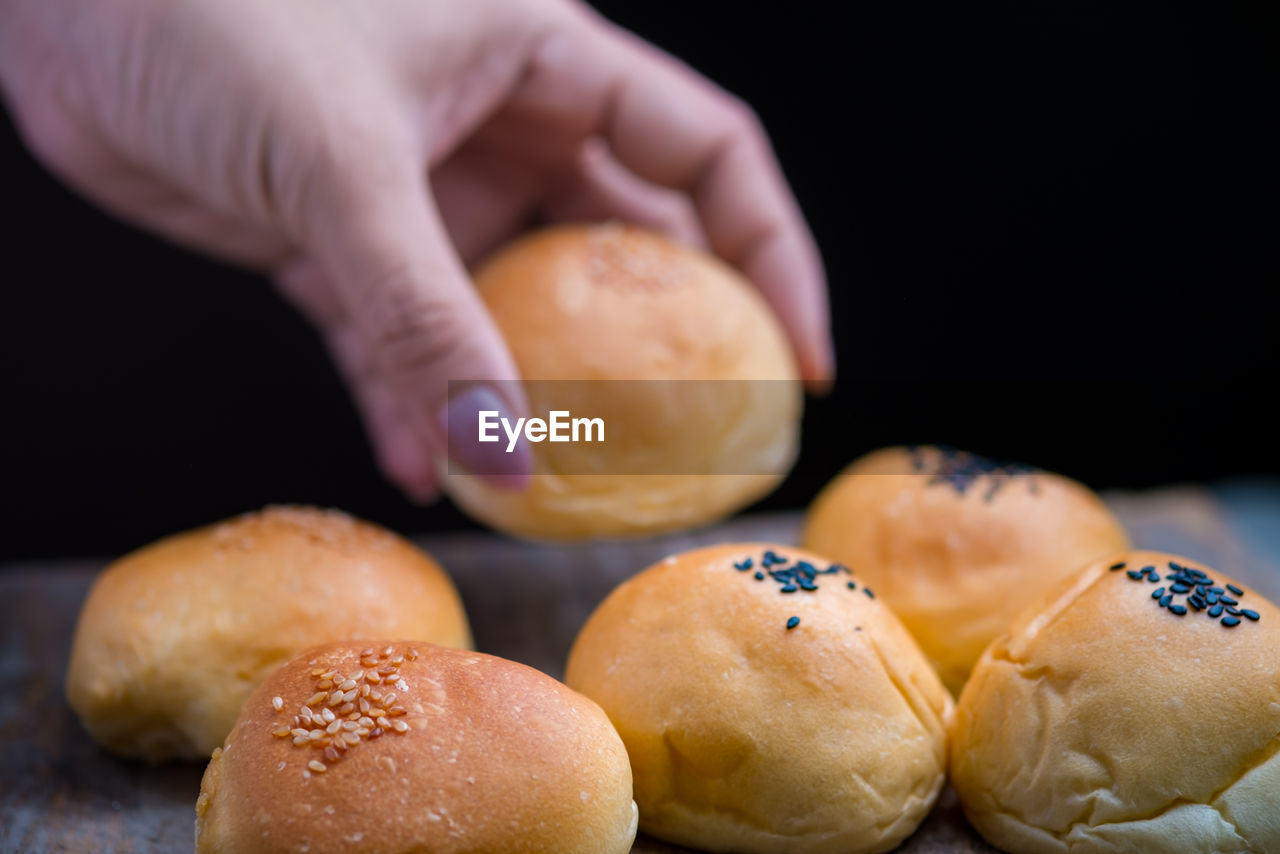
[3,491,1277,853]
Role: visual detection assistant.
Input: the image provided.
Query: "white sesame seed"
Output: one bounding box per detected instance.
[369,708,386,718]
[305,693,326,707]
[326,721,342,735]
[366,672,382,684]
[327,691,344,707]
[271,697,284,712]
[355,727,370,736]
[369,727,383,739]
[406,649,419,661]
[321,708,335,724]
[324,746,340,762]
[309,729,324,740]
[291,728,309,738]
[392,720,409,733]
[378,665,396,676]
[396,679,408,692]
[360,684,371,697]
[391,656,404,666]
[349,671,364,682]
[342,732,360,745]
[382,646,393,657]
[339,680,357,692]
[345,710,361,721]
[358,716,373,727]
[293,736,310,746]
[387,707,407,717]
[309,760,327,773]
[341,721,358,731]
[317,679,333,690]
[360,648,374,658]
[342,689,358,703]
[379,692,397,708]
[338,703,356,716]
[311,668,326,677]
[272,726,291,738]
[359,698,371,713]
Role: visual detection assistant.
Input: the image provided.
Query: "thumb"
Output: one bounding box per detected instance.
[299,148,532,490]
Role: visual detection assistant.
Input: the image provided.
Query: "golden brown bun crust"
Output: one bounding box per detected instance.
[566,543,952,854]
[196,641,637,854]
[952,551,1280,854]
[66,506,471,761]
[443,223,801,540]
[802,446,1129,693]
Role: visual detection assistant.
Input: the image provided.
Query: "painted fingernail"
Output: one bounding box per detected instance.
[436,385,532,490]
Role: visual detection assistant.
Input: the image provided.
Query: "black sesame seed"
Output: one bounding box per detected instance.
[786,616,800,630]
[735,558,753,571]
[1110,562,1127,571]
[1151,587,1166,599]
[1127,570,1143,580]
[1221,616,1241,628]
[780,585,797,594]
[1227,584,1244,596]
[864,588,875,599]
[1188,597,1205,611]
[1169,604,1188,616]
[1141,565,1156,575]
[1221,597,1238,606]
[1209,604,1224,618]
[1159,594,1173,607]
[799,582,818,592]
[1241,609,1260,621]
[1205,593,1220,605]
[1168,561,1182,570]
[846,581,856,590]
[1226,606,1241,616]
[754,571,765,581]
[1170,584,1191,594]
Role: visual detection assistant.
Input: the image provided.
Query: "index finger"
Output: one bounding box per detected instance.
[518,10,833,389]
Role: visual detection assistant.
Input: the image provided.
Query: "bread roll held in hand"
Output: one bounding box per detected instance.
[66,506,470,762]
[952,551,1280,853]
[803,445,1129,693]
[566,543,952,854]
[442,224,801,540]
[196,641,637,854]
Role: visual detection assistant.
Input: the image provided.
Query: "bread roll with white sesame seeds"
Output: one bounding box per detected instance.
[951,550,1280,854]
[66,506,471,762]
[802,445,1129,694]
[441,223,801,540]
[565,543,952,854]
[195,641,637,854]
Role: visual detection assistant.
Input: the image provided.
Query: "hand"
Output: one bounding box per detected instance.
[0,0,832,501]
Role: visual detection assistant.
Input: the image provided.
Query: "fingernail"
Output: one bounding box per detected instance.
[436,385,532,490]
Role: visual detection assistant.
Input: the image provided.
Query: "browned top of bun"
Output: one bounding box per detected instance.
[197,641,637,854]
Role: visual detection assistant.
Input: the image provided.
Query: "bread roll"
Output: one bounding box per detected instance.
[66,506,470,761]
[802,445,1128,693]
[442,223,801,540]
[566,543,952,854]
[196,641,637,854]
[952,550,1280,853]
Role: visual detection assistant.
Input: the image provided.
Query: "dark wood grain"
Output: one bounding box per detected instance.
[2,495,1275,854]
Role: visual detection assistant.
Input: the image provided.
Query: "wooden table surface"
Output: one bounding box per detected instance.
[3,488,1278,853]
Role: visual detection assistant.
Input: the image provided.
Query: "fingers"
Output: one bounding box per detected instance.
[290,142,532,490]
[517,12,834,389]
[540,138,707,249]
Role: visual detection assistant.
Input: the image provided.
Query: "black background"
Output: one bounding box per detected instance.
[2,1,1277,560]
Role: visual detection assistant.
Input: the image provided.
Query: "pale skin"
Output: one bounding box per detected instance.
[0,0,832,500]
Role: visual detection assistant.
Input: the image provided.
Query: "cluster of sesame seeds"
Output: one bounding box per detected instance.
[733,549,875,631]
[908,445,1038,501]
[270,645,417,778]
[1114,561,1261,628]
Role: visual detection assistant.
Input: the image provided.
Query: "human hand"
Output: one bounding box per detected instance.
[0,0,832,501]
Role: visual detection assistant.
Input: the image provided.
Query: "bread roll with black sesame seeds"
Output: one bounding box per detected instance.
[66,506,471,762]
[951,550,1280,854]
[195,641,637,854]
[565,543,952,854]
[441,223,801,540]
[802,445,1129,694]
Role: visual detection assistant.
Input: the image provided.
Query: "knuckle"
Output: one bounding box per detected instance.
[360,272,468,383]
